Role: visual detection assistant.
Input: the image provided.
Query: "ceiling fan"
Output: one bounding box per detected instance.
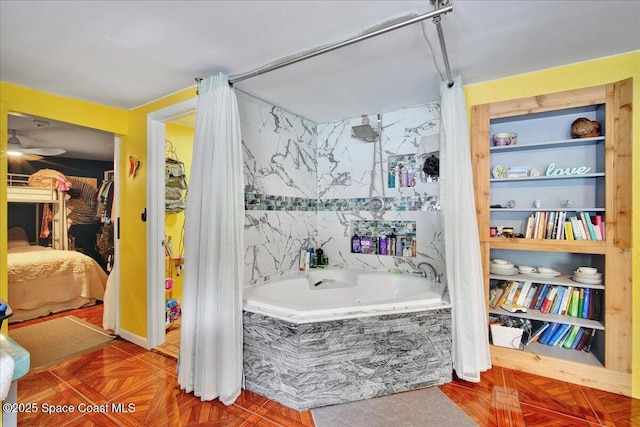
[7,128,67,159]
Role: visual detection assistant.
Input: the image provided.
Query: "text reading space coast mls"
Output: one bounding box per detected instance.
[3,402,136,414]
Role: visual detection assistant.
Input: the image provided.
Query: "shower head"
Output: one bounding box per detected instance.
[351,115,379,142]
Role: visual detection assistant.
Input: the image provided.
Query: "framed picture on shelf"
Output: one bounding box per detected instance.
[507,166,528,178]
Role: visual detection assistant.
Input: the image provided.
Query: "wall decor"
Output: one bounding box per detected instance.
[128,155,141,179]
[545,163,591,176]
[507,166,527,178]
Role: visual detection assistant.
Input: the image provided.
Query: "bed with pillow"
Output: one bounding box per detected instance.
[7,227,107,323]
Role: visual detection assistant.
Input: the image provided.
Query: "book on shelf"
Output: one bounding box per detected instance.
[492,281,516,308]
[523,284,538,308]
[578,215,591,240]
[570,328,586,350]
[536,212,547,239]
[522,320,549,345]
[569,216,584,240]
[516,282,532,307]
[525,211,604,241]
[533,283,550,310]
[489,284,504,308]
[590,289,603,321]
[546,211,556,239]
[556,324,575,347]
[538,322,559,345]
[539,286,557,314]
[575,328,593,351]
[524,214,535,239]
[583,329,597,353]
[593,214,605,240]
[548,323,571,346]
[568,288,581,317]
[549,286,565,314]
[581,288,591,319]
[562,325,582,349]
[504,281,519,305]
[558,286,573,315]
[564,221,574,240]
[578,288,585,316]
[557,212,567,239]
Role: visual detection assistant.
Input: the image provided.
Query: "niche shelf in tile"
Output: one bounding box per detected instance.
[350,220,416,257]
[388,154,417,188]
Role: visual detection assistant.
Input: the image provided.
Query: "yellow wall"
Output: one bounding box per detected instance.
[164,122,194,303]
[463,51,640,399]
[118,88,195,338]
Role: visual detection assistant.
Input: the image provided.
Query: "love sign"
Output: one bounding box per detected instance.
[545,163,591,176]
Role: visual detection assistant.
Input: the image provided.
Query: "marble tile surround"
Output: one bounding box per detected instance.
[239,92,444,285]
[243,308,452,410]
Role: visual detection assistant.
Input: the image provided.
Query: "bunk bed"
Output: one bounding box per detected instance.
[6,172,107,323]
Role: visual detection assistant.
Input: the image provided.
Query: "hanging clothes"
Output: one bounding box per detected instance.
[165,156,188,213]
[39,203,53,239]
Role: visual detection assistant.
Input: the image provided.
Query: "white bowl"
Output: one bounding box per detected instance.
[491,263,514,269]
[577,267,598,275]
[491,259,510,265]
[518,266,535,273]
[537,267,555,275]
[574,270,602,278]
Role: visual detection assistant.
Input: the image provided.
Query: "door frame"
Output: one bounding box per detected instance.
[146,98,196,348]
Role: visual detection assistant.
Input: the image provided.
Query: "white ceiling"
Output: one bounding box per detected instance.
[2,1,639,161]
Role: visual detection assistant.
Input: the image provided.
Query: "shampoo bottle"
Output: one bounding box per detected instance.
[396,235,403,257]
[379,235,388,255]
[351,232,361,253]
[388,230,396,256]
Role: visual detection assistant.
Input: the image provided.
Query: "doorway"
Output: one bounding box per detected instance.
[146,98,196,349]
[5,112,120,331]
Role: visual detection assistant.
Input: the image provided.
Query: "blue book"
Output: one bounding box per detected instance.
[581,288,591,319]
[538,322,559,345]
[548,323,571,346]
[550,286,565,314]
[533,283,549,311]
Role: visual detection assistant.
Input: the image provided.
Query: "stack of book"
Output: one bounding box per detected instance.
[522,211,604,241]
[522,320,596,353]
[490,281,602,321]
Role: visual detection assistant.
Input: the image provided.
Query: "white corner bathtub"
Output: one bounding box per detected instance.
[243,268,451,324]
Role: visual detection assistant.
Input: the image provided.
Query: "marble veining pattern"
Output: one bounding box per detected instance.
[239,92,444,285]
[243,309,452,410]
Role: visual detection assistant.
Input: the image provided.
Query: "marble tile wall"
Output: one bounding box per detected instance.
[243,308,452,410]
[239,92,444,285]
[317,103,444,278]
[239,92,318,284]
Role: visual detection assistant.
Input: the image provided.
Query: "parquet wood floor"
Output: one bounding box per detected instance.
[8,304,639,426]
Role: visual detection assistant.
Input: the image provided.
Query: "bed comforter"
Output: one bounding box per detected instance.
[8,245,107,322]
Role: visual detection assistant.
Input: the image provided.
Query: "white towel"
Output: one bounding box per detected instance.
[0,350,15,400]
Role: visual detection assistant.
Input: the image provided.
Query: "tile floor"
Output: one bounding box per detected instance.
[8,304,640,426]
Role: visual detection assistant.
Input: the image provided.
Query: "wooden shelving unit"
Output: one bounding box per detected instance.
[471,80,633,396]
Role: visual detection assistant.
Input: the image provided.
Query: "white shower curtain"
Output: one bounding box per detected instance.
[440,76,491,382]
[178,73,245,404]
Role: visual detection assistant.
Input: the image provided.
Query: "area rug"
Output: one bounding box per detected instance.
[9,316,115,370]
[311,387,477,427]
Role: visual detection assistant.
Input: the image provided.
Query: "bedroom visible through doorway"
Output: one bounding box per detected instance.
[5,112,120,332]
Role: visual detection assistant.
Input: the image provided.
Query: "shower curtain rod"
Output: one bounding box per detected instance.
[225,3,454,86]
